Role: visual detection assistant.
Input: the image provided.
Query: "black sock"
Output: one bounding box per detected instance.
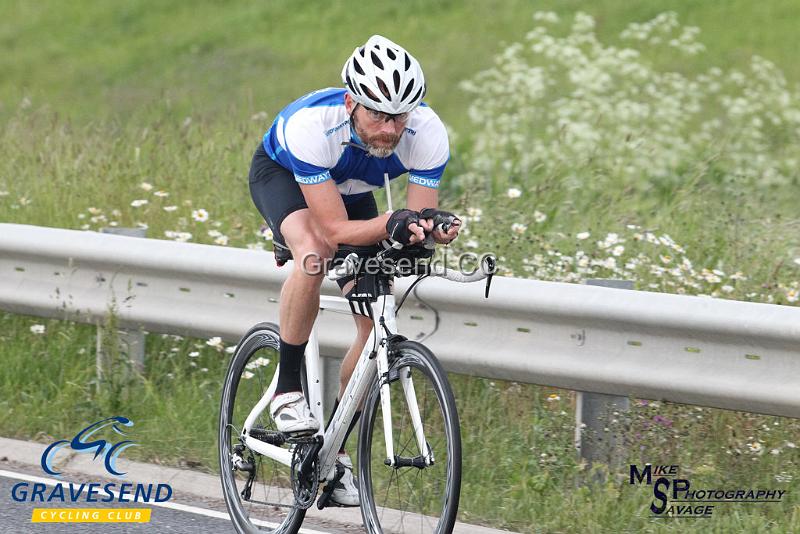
[326,398,362,454]
[274,337,307,396]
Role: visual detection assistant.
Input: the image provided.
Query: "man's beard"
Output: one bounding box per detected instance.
[352,115,401,158]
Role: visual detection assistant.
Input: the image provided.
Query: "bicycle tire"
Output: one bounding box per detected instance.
[219,322,306,534]
[358,340,462,534]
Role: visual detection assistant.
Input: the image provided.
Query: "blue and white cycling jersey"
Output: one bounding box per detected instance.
[262,88,449,205]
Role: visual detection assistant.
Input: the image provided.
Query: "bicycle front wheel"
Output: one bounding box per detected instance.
[219,322,306,534]
[358,340,462,534]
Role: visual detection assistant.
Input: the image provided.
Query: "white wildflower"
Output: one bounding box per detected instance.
[533,11,559,23]
[163,205,178,212]
[164,230,192,242]
[130,199,148,208]
[611,245,625,257]
[206,336,224,350]
[192,208,209,222]
[246,357,271,370]
[214,235,229,246]
[747,442,764,454]
[139,182,153,191]
[30,324,46,335]
[511,223,528,234]
[506,187,522,198]
[576,232,590,240]
[533,210,547,223]
[153,190,169,198]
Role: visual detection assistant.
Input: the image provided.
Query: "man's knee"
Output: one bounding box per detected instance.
[289,235,336,276]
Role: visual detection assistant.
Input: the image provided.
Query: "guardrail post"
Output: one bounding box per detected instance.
[98,227,147,375]
[575,279,633,480]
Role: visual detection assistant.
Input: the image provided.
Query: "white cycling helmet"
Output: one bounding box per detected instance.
[341,35,426,115]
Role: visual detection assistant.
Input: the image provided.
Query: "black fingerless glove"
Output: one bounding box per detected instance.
[386,209,421,245]
[419,208,461,233]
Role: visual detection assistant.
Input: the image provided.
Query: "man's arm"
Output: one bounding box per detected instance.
[407,182,438,212]
[407,182,459,244]
[300,180,391,246]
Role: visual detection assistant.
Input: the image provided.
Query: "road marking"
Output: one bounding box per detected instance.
[0,469,330,534]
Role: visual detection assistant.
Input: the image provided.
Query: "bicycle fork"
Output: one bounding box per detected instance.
[378,337,433,468]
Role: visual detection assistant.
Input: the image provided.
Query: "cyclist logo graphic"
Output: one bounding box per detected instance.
[41,416,137,477]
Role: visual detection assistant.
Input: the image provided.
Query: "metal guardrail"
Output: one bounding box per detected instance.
[1,223,799,418]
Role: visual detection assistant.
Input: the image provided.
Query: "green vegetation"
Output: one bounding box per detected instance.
[2,1,800,531]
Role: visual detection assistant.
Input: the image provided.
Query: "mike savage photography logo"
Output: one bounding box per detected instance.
[629,463,787,519]
[11,416,173,524]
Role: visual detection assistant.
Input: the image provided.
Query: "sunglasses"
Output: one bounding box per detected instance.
[359,104,410,124]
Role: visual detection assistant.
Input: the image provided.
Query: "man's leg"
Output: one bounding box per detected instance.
[267,208,336,434]
[324,280,372,507]
[324,280,373,454]
[274,208,336,393]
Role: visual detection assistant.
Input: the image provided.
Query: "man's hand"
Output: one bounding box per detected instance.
[419,208,461,244]
[387,209,425,245]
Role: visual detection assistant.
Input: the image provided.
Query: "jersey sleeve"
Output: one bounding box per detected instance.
[406,112,450,189]
[282,109,338,185]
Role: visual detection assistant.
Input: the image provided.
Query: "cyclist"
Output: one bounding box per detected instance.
[248,35,460,506]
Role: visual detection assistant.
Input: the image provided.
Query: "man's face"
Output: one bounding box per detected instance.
[345,94,408,158]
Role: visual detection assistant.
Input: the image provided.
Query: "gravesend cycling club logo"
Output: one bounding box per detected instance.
[630,463,787,518]
[41,416,137,477]
[10,416,173,524]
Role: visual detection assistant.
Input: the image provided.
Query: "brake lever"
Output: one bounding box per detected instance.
[484,255,496,298]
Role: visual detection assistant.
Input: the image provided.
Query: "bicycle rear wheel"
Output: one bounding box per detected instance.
[219,322,306,534]
[358,340,462,534]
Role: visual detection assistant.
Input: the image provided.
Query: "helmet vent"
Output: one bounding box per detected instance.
[359,84,381,103]
[409,86,423,104]
[386,48,396,60]
[353,58,365,76]
[370,51,384,70]
[392,70,401,93]
[404,53,411,71]
[345,74,357,94]
[401,80,415,101]
[377,78,391,99]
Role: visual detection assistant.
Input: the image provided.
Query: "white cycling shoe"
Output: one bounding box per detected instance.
[328,453,360,507]
[270,391,320,435]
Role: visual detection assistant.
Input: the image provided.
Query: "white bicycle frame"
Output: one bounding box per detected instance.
[240,291,431,483]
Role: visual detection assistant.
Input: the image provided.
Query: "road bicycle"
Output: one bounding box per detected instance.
[218,233,494,534]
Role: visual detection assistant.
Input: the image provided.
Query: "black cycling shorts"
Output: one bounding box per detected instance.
[248,143,379,249]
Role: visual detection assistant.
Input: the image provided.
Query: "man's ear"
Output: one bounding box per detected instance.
[344,92,355,114]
